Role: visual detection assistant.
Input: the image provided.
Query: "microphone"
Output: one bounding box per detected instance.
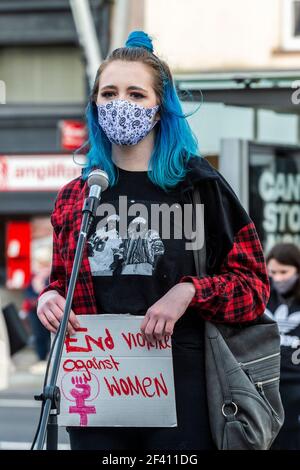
[82,169,109,222]
[87,169,109,200]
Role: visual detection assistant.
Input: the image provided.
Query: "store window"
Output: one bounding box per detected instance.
[0,219,5,285]
[282,0,300,50]
[249,144,300,253]
[1,216,52,290]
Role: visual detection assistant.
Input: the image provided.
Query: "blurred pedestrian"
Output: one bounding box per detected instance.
[20,247,51,374]
[0,294,11,389]
[266,243,300,450]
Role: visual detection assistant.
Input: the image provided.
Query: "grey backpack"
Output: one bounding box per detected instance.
[192,187,284,450]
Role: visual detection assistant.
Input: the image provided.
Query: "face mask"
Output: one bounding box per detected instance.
[272,273,299,295]
[97,99,159,146]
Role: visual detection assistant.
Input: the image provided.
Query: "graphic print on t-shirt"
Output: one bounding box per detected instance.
[87,212,165,277]
[265,304,300,349]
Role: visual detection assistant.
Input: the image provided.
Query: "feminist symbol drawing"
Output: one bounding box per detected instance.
[68,375,97,426]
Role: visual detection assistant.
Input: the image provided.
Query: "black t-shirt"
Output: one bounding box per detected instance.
[266,286,300,383]
[87,166,204,343]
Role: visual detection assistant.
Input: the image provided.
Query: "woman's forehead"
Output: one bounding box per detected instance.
[99,60,154,88]
[268,258,295,270]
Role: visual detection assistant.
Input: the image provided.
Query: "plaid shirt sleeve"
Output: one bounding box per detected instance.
[179,221,270,323]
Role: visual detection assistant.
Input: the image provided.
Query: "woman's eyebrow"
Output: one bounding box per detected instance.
[127,86,148,92]
[100,85,117,90]
[100,85,148,92]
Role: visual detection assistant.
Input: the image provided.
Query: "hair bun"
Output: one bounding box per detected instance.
[125,31,154,53]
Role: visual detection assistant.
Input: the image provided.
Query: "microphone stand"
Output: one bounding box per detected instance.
[32,191,99,450]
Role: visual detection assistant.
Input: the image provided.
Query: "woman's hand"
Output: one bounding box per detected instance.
[140,282,196,343]
[37,290,80,335]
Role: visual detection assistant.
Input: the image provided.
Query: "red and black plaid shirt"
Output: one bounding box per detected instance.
[39,158,270,323]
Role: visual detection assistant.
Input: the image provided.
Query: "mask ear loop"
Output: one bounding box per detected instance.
[72,141,89,168]
[177,86,204,118]
[161,69,204,119]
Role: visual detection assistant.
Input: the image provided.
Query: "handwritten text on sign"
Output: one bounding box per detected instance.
[57,314,177,427]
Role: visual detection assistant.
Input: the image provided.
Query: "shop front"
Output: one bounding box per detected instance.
[0,153,82,290]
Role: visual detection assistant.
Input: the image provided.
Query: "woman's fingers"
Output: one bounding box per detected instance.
[47,307,76,335]
[38,310,57,334]
[40,309,76,336]
[141,311,172,343]
[69,311,81,331]
[44,308,61,330]
[153,319,167,341]
[164,320,174,337]
[55,296,80,331]
[141,311,174,343]
[142,316,158,343]
[37,292,80,335]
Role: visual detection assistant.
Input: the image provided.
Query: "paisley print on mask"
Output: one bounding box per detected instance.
[97,99,159,146]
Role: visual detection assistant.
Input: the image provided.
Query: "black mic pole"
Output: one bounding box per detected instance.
[32,169,109,450]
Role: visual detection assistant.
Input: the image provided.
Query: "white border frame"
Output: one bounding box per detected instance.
[282,0,300,50]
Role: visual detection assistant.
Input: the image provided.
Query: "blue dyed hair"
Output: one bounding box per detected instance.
[80,31,200,192]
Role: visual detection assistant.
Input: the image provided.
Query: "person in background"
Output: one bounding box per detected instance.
[0,294,11,389]
[266,243,300,450]
[20,247,51,374]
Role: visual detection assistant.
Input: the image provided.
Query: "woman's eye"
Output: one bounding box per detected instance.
[101,92,115,98]
[130,92,145,99]
[100,91,145,99]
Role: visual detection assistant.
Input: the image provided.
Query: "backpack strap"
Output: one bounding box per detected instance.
[191,186,206,277]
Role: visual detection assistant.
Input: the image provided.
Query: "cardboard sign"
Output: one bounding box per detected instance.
[57,314,177,428]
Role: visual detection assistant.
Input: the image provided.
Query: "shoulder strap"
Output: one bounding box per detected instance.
[191,187,206,277]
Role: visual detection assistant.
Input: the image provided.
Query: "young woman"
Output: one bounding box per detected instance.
[37,31,270,450]
[266,243,300,450]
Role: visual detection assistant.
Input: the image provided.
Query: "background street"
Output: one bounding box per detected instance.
[0,348,69,450]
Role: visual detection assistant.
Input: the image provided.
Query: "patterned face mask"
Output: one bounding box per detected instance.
[97,99,159,146]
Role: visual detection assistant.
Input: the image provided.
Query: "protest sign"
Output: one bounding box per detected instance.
[56,314,177,427]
